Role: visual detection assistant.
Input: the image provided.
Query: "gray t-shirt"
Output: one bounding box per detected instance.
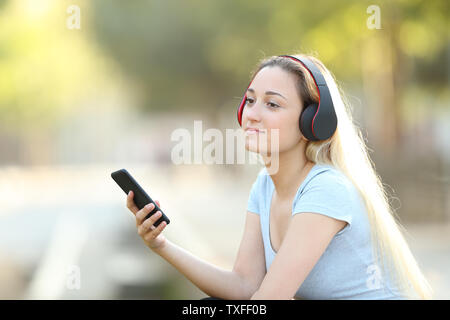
[247,163,409,299]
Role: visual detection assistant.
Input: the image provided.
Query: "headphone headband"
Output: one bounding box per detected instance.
[237,55,337,141]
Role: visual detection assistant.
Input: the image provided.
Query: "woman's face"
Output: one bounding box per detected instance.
[242,66,305,155]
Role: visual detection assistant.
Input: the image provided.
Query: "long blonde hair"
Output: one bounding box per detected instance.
[249,53,432,299]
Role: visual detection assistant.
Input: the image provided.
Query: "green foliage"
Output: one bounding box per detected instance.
[0,1,122,131]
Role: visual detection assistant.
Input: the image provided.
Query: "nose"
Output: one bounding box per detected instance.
[242,98,262,124]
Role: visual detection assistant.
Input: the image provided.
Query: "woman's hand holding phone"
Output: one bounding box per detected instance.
[127,190,168,250]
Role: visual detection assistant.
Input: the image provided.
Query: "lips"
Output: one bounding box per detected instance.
[245,127,264,135]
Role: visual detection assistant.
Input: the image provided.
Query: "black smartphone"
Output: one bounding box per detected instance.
[111,168,170,227]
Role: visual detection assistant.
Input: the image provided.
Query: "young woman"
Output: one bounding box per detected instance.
[126,54,432,300]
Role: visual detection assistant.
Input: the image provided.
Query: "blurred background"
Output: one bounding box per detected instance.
[0,0,449,299]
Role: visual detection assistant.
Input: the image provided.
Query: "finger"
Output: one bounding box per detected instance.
[135,203,155,226]
[155,200,160,208]
[138,219,153,236]
[126,191,139,214]
[139,209,162,231]
[138,212,159,236]
[144,220,167,242]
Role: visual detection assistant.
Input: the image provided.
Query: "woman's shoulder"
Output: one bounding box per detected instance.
[258,163,357,198]
[258,163,352,189]
[304,163,350,186]
[292,163,363,234]
[298,163,361,203]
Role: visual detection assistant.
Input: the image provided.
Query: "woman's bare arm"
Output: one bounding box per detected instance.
[151,211,266,300]
[232,211,266,296]
[152,240,249,299]
[127,191,263,299]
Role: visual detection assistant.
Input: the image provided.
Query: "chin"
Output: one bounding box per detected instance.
[245,135,264,152]
[246,144,270,155]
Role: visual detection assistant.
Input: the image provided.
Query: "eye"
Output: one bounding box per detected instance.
[245,97,280,108]
[245,97,254,105]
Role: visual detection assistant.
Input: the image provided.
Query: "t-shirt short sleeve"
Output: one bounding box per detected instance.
[292,169,354,235]
[247,169,265,215]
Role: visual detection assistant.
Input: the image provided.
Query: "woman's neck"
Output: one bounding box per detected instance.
[265,143,314,200]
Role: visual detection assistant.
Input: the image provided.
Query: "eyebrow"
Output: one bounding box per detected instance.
[246,88,287,101]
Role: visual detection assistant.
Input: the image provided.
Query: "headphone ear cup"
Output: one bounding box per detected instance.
[299,104,319,141]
